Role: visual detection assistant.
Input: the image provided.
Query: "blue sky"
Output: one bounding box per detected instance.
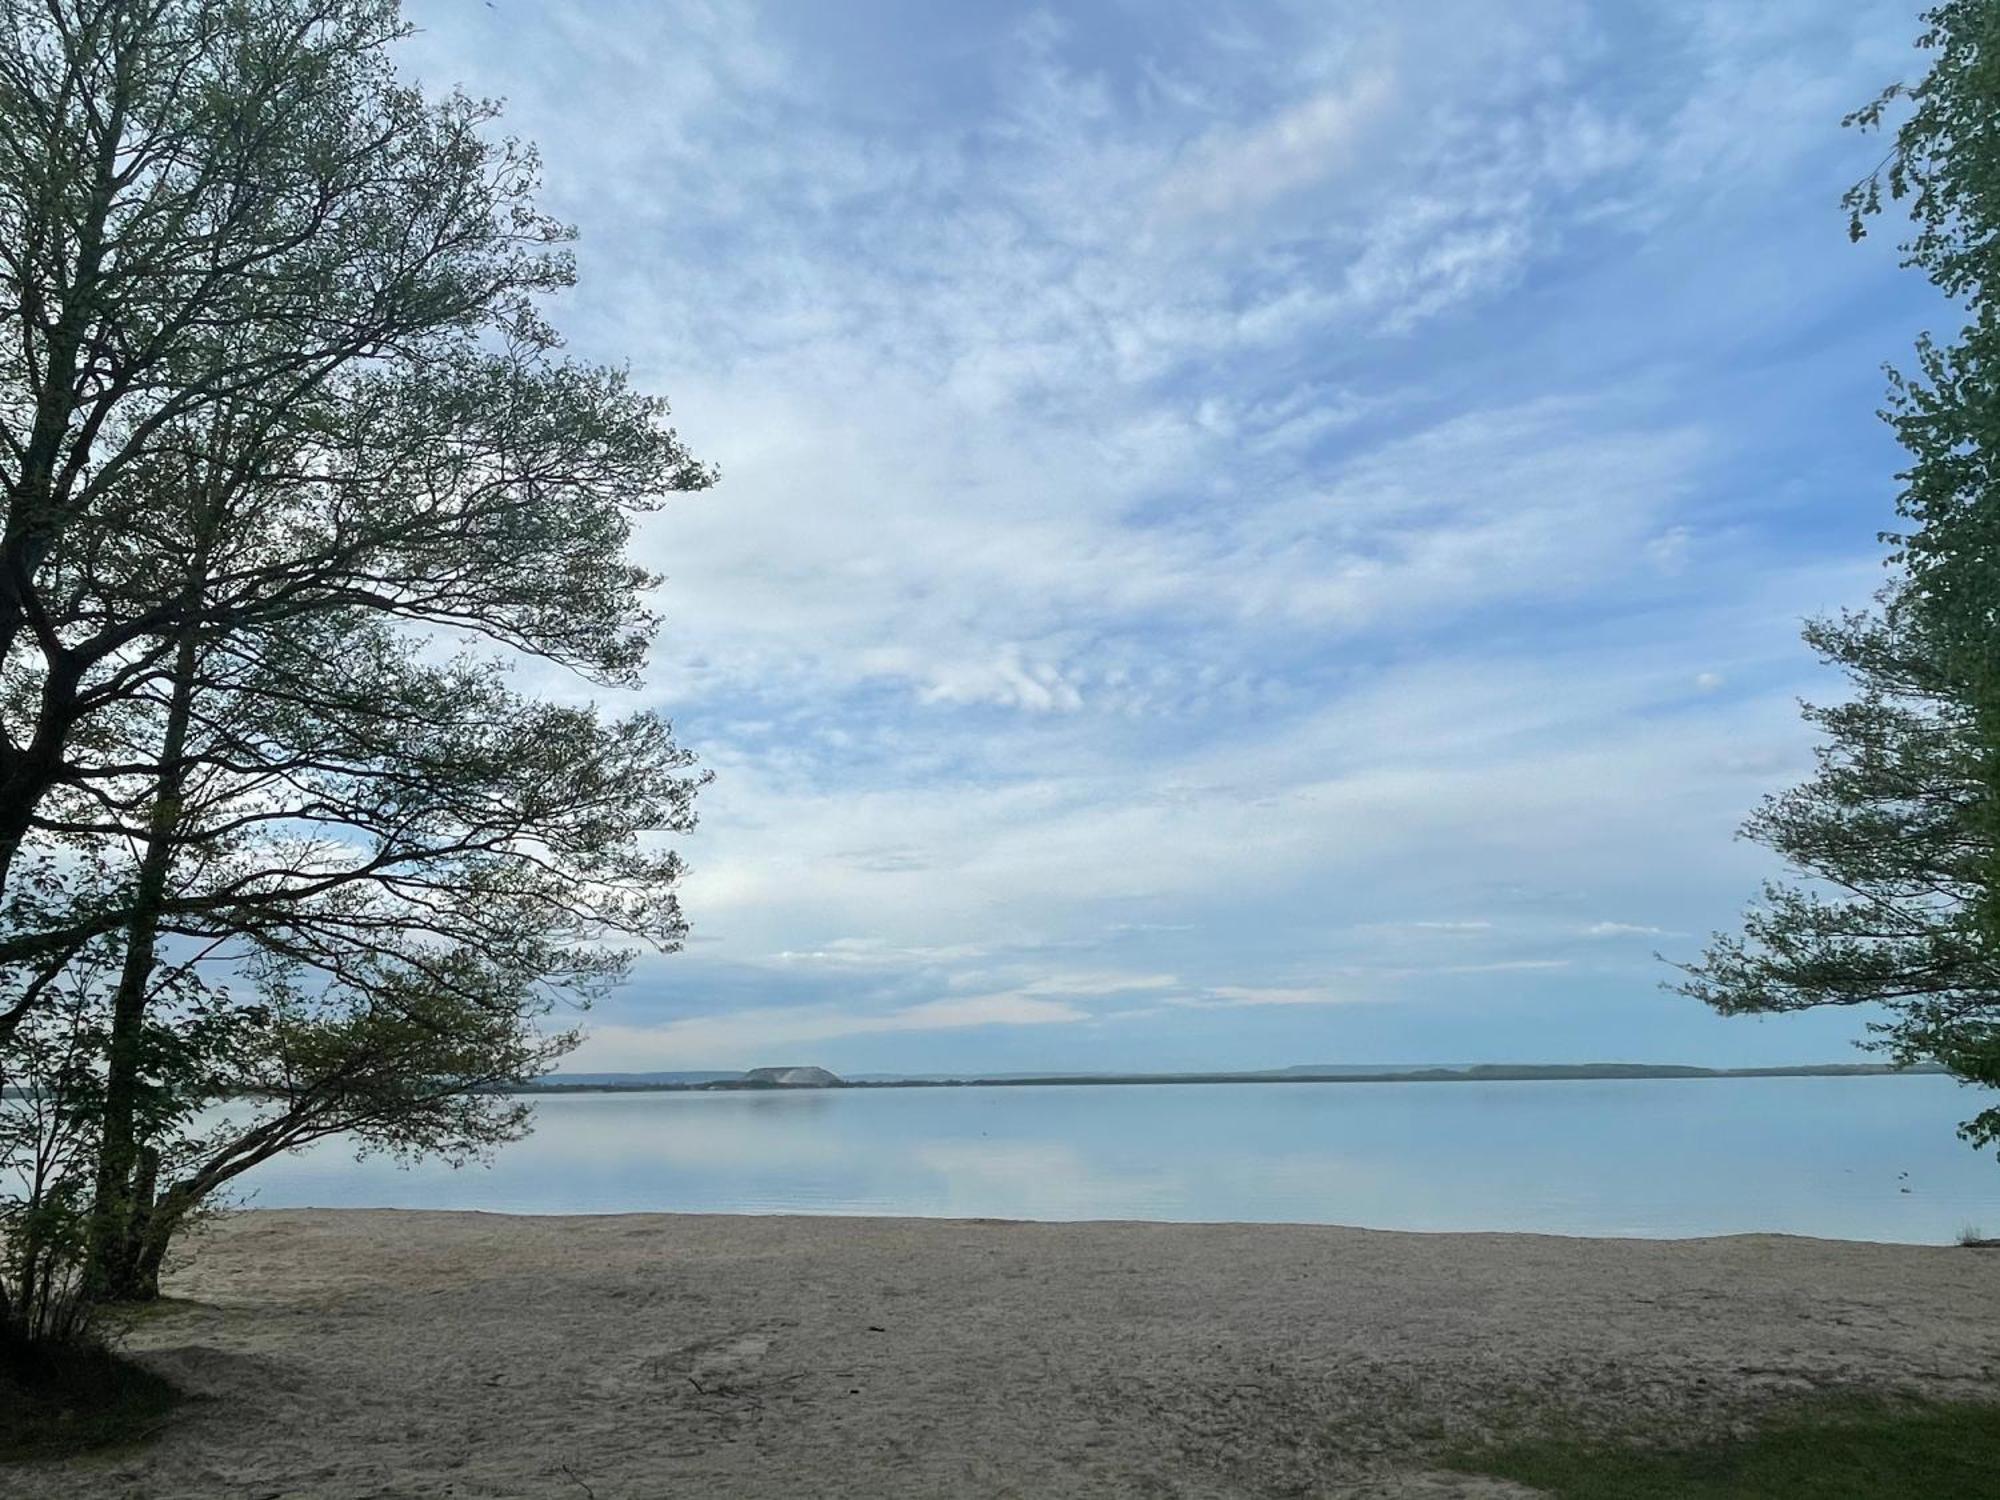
[402,0,1944,1074]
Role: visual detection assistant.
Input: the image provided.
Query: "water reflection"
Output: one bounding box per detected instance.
[225,1075,2000,1243]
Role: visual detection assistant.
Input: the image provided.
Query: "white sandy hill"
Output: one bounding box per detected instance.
[739,1065,842,1086]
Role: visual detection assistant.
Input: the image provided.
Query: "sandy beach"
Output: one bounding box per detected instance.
[19,1209,1998,1498]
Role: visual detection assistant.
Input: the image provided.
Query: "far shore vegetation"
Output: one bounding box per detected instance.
[509,1061,1952,1093]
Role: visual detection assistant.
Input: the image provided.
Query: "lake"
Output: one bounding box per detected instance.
[228,1073,2000,1244]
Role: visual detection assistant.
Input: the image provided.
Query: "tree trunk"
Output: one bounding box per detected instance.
[83,607,201,1302]
[130,1181,176,1303]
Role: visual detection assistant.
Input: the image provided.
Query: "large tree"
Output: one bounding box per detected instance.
[1679,604,1999,1148]
[0,0,710,1011]
[0,0,713,1326]
[62,595,705,1300]
[1682,1,2000,1149]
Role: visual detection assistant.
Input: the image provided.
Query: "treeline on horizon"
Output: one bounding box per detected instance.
[509,1061,1952,1094]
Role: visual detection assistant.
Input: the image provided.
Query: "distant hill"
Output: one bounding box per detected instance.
[736,1066,843,1088]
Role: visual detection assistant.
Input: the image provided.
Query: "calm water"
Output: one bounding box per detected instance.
[233,1075,2000,1244]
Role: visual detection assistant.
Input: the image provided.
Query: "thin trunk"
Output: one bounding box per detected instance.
[124,1148,167,1302]
[82,603,202,1302]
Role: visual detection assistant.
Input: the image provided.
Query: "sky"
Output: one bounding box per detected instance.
[398,0,1949,1076]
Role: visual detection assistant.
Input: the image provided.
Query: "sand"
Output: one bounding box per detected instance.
[18,1209,1999,1498]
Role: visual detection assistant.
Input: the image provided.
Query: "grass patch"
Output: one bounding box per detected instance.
[1451,1397,2000,1499]
[0,1337,179,1463]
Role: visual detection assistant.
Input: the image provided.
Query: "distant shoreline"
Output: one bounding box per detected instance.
[509,1061,1949,1095]
[8,1061,1938,1106]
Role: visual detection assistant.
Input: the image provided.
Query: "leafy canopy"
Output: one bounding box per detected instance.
[1684,1,2000,1150]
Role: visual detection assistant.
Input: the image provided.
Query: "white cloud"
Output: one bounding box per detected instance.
[1648,526,1695,574]
[391,1,1914,1070]
[1156,71,1396,219]
[767,938,993,967]
[1173,985,1371,1009]
[1435,960,1572,975]
[1018,972,1181,997]
[567,990,1091,1071]
[1373,920,1495,933]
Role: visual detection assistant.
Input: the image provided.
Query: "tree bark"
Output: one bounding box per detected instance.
[83,592,202,1302]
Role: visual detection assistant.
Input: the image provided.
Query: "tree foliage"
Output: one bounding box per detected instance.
[0,0,713,1319]
[1685,1,2000,1150]
[1679,606,2000,1146]
[0,0,710,949]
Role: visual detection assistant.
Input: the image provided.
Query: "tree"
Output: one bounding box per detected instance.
[7,386,708,1295]
[0,0,713,1311]
[0,0,711,1024]
[61,597,706,1300]
[1679,604,1999,1148]
[1682,1,2000,1149]
[83,943,580,1303]
[0,0,543,882]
